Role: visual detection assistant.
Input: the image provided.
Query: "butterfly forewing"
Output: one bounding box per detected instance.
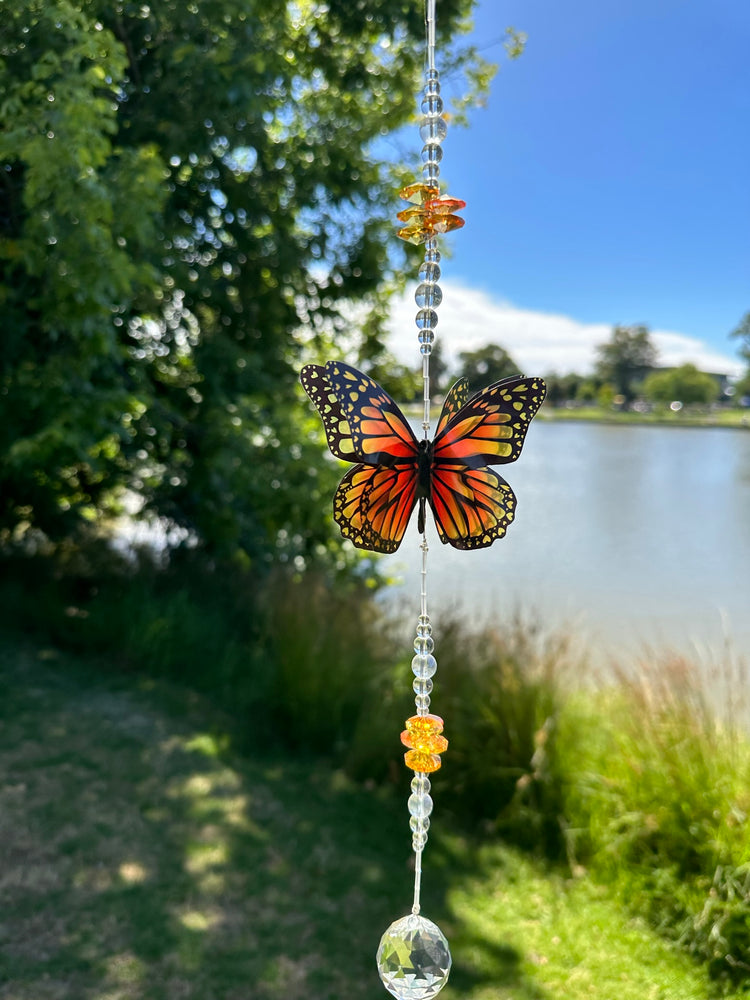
[435,376,471,437]
[434,375,546,469]
[300,364,360,463]
[325,361,419,466]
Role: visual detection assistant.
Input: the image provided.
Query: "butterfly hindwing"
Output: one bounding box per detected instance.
[434,375,546,469]
[300,364,360,463]
[430,465,517,550]
[325,361,419,466]
[334,463,418,553]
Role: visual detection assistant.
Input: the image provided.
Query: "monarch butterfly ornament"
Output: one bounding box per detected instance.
[300,361,546,553]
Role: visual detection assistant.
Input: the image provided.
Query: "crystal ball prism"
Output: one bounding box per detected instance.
[377,913,451,999]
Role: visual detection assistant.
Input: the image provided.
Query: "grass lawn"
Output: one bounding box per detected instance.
[0,640,713,999]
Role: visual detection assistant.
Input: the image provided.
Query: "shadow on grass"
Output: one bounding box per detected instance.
[0,639,551,1000]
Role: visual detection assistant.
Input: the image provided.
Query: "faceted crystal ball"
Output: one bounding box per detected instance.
[377,913,451,999]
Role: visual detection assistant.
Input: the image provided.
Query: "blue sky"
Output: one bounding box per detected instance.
[387,0,749,376]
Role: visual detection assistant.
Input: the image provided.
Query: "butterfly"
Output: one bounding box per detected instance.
[300,361,546,553]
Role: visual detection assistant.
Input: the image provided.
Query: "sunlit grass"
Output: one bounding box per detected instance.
[0,638,715,1000]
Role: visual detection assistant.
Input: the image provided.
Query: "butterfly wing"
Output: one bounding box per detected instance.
[435,376,471,437]
[300,364,361,462]
[429,465,516,550]
[334,463,418,553]
[324,361,419,466]
[433,375,546,469]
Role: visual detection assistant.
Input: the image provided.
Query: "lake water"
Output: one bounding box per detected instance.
[380,421,750,667]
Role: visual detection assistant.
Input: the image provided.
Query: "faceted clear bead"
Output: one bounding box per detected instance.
[414,635,435,654]
[408,792,433,819]
[415,283,443,309]
[413,676,433,696]
[419,117,447,144]
[415,694,431,712]
[377,913,451,1000]
[411,775,431,795]
[421,144,443,165]
[418,262,441,283]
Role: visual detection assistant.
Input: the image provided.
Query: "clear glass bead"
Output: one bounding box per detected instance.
[411,775,431,795]
[421,144,443,165]
[421,94,444,115]
[415,694,431,712]
[419,344,432,356]
[412,831,428,851]
[413,677,433,696]
[416,309,438,330]
[377,914,451,1000]
[414,635,435,654]
[412,654,437,679]
[419,117,447,144]
[418,262,440,284]
[408,792,434,819]
[410,815,430,834]
[423,241,440,261]
[424,71,441,94]
[422,162,441,184]
[415,283,443,309]
[418,331,435,348]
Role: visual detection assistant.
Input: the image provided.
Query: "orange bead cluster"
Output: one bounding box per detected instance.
[396,183,466,245]
[401,713,448,773]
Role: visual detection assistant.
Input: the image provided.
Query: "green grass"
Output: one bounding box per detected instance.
[0,638,714,999]
[537,405,750,428]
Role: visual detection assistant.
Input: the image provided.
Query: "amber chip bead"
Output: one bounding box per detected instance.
[404,749,443,774]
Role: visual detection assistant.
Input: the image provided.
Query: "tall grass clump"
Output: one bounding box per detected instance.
[558,649,750,990]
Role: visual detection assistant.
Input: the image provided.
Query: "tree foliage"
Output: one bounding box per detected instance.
[594,325,658,402]
[457,342,519,395]
[1,0,486,565]
[643,364,720,406]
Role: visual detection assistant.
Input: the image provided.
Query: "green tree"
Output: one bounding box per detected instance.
[457,342,519,395]
[731,312,750,402]
[1,0,487,564]
[594,325,658,403]
[643,365,720,406]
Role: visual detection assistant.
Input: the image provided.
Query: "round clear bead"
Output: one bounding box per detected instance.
[410,815,430,834]
[419,344,433,356]
[422,162,441,184]
[421,94,444,115]
[418,262,441,283]
[420,117,447,144]
[414,635,435,654]
[423,240,440,259]
[413,676,434,696]
[412,653,437,679]
[411,775,431,795]
[424,70,441,92]
[415,283,443,309]
[421,143,443,165]
[418,330,435,348]
[416,308,438,330]
[408,792,433,819]
[412,831,428,850]
[415,694,431,712]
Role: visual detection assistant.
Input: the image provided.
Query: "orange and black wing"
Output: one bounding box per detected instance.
[334,463,418,553]
[300,364,360,463]
[433,375,546,469]
[325,361,419,466]
[429,465,516,550]
[435,376,471,437]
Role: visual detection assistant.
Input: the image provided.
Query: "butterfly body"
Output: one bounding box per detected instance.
[300,361,545,553]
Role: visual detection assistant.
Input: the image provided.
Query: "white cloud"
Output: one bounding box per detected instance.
[386,281,744,377]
